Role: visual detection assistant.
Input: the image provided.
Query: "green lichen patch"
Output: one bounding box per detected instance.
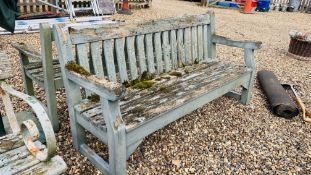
[123,79,140,88]
[87,94,100,103]
[140,71,155,81]
[132,80,155,89]
[169,71,182,77]
[159,85,174,93]
[65,61,91,77]
[131,106,145,113]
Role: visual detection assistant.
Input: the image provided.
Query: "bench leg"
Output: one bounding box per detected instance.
[240,48,256,105]
[24,75,35,96]
[108,128,127,175]
[19,53,35,96]
[67,81,86,149]
[240,87,252,105]
[102,100,127,175]
[44,83,59,132]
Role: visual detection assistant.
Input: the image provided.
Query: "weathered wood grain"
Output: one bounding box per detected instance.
[162,31,171,72]
[70,14,212,44]
[154,32,163,73]
[103,40,117,81]
[0,52,13,80]
[115,38,129,83]
[136,35,147,74]
[74,61,248,132]
[126,36,139,80]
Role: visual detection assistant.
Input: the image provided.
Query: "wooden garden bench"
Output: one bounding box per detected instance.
[12,24,61,132]
[0,52,67,174]
[53,12,261,174]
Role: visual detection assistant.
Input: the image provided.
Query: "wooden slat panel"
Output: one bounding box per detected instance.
[70,14,212,44]
[126,36,138,80]
[76,62,248,132]
[184,27,192,65]
[154,32,163,73]
[207,14,216,59]
[177,29,185,67]
[115,38,129,82]
[90,42,105,78]
[15,155,67,175]
[76,43,90,71]
[162,31,171,72]
[136,35,147,74]
[197,25,204,61]
[170,30,178,70]
[191,26,198,63]
[145,34,156,74]
[203,25,208,60]
[103,40,117,81]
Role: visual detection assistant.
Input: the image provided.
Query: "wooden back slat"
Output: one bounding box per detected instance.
[76,44,90,71]
[154,32,163,73]
[170,30,178,70]
[203,25,209,60]
[126,36,138,80]
[197,25,204,61]
[136,35,147,74]
[177,29,186,67]
[115,38,129,83]
[145,34,156,74]
[191,26,198,63]
[90,42,105,78]
[162,31,171,72]
[103,40,117,81]
[55,13,215,85]
[184,27,192,65]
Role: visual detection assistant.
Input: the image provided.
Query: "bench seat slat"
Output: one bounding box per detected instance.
[24,61,63,89]
[74,61,248,132]
[15,155,67,175]
[24,59,60,70]
[0,134,67,174]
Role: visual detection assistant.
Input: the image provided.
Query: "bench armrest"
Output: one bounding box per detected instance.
[212,35,262,50]
[0,83,56,161]
[11,43,41,62]
[65,70,126,101]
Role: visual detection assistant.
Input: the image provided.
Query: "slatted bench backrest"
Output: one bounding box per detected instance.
[55,13,214,83]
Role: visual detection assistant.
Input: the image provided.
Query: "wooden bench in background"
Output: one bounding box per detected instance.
[12,24,61,132]
[53,12,261,174]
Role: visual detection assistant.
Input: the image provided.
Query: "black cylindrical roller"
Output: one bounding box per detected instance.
[257,70,299,118]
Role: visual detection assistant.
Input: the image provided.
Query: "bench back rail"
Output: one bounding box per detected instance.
[56,13,215,84]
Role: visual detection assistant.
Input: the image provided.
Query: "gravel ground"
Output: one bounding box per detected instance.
[1,0,311,174]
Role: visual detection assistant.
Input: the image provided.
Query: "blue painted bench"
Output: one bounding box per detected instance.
[53,12,261,174]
